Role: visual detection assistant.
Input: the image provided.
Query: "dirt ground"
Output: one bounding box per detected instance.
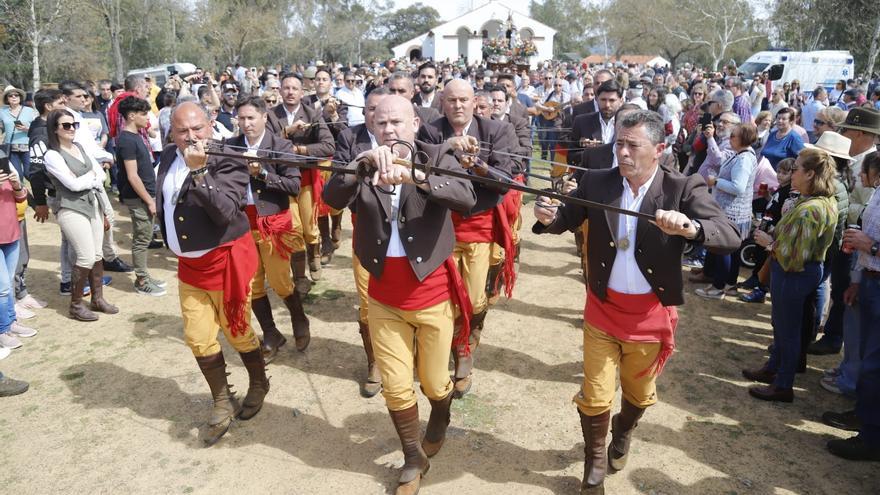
[2,180,877,495]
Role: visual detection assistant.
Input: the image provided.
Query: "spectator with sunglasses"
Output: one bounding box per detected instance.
[802,87,828,143]
[335,72,365,126]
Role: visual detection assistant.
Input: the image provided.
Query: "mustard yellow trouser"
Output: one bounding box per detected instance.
[575,323,660,416]
[250,229,295,299]
[289,186,318,253]
[453,241,491,314]
[369,298,455,411]
[180,280,260,357]
[353,254,370,324]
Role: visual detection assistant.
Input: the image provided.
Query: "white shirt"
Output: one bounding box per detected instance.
[383,142,408,258]
[599,116,615,144]
[283,104,301,126]
[336,87,365,126]
[244,131,265,205]
[66,107,113,163]
[418,91,436,108]
[147,112,163,152]
[43,148,105,192]
[162,151,211,258]
[607,166,659,294]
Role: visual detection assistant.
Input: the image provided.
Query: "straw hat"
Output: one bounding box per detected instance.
[803,131,852,160]
[3,85,26,103]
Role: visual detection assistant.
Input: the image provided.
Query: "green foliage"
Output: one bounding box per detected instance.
[529,0,597,57]
[380,3,441,51]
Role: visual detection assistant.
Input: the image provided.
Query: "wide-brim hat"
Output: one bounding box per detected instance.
[838,107,880,135]
[3,85,26,102]
[803,131,852,160]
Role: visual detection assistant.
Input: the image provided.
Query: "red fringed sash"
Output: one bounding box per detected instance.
[245,205,296,260]
[177,234,258,337]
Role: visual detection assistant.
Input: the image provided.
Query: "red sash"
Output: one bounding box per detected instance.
[178,234,258,338]
[245,205,296,260]
[368,256,473,356]
[585,288,678,377]
[452,209,494,242]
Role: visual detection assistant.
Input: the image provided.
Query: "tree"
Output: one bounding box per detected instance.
[529,0,596,57]
[0,0,66,90]
[662,0,762,70]
[380,3,440,52]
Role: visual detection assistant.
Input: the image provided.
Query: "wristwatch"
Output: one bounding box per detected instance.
[871,241,879,257]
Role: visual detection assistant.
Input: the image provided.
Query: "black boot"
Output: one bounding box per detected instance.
[307,243,322,280]
[318,216,334,265]
[283,292,311,351]
[195,353,240,446]
[608,400,646,472]
[422,392,453,457]
[359,321,382,398]
[389,405,429,495]
[579,409,610,494]
[89,261,118,314]
[330,213,343,249]
[291,251,311,296]
[252,296,286,363]
[238,349,270,420]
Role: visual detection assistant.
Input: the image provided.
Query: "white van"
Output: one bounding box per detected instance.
[126,63,197,87]
[738,50,854,92]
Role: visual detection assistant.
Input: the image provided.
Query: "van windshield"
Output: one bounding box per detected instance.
[739,62,769,76]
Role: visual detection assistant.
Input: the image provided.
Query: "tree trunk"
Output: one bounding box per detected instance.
[170,8,178,62]
[29,0,41,91]
[866,14,880,76]
[111,27,124,81]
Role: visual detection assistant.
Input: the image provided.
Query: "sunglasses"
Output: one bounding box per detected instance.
[813,119,827,126]
[264,99,278,104]
[58,121,80,130]
[345,79,355,83]
[355,80,364,84]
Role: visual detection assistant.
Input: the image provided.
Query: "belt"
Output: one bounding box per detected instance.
[864,270,880,279]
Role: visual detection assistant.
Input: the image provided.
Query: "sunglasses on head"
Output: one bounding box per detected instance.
[58,121,80,130]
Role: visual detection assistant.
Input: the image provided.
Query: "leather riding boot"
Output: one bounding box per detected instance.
[195,352,240,446]
[330,213,343,249]
[469,309,488,349]
[389,405,429,495]
[485,263,502,306]
[608,400,645,472]
[69,265,98,321]
[252,296,286,363]
[283,292,311,351]
[359,321,382,398]
[579,409,610,494]
[574,229,585,258]
[238,349,270,420]
[307,243,322,280]
[318,216,334,265]
[452,351,473,399]
[89,261,118,314]
[422,392,453,457]
[291,251,311,296]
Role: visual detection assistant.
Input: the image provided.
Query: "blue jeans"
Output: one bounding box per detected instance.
[857,275,880,445]
[836,303,861,396]
[818,250,851,348]
[767,261,823,388]
[8,151,29,179]
[0,240,20,334]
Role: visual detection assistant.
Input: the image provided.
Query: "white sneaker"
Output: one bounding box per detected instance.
[18,294,48,309]
[0,333,22,349]
[14,303,35,320]
[10,322,37,338]
[0,346,10,360]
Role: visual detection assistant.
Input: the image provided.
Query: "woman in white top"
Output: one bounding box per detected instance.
[43,109,117,321]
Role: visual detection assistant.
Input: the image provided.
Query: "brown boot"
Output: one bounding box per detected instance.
[574,229,585,258]
[330,213,343,249]
[69,266,98,321]
[389,405,429,495]
[195,352,240,446]
[89,261,118,314]
[291,251,311,296]
[359,321,382,398]
[283,292,311,351]
[452,351,473,399]
[422,392,453,457]
[579,409,610,494]
[252,296,286,363]
[307,243,322,280]
[607,400,645,472]
[318,216,334,265]
[485,263,502,306]
[238,349,270,420]
[469,309,488,349]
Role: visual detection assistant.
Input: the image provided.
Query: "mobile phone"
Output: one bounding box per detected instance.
[13,120,22,126]
[167,65,178,76]
[699,112,713,129]
[0,155,11,175]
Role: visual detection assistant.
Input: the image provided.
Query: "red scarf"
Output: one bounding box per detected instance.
[245,205,297,260]
[453,205,517,299]
[177,234,258,337]
[368,256,473,356]
[585,288,678,377]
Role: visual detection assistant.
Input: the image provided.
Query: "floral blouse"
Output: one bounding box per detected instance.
[773,196,837,272]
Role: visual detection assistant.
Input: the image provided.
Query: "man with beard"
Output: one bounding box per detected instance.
[568,81,624,168]
[387,73,440,125]
[329,87,390,397]
[227,95,308,363]
[412,62,442,112]
[304,68,349,265]
[418,79,515,398]
[269,73,335,295]
[157,102,268,446]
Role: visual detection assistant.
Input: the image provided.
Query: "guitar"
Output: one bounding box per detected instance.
[539,100,574,120]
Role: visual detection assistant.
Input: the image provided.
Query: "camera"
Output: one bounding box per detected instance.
[699,112,713,129]
[167,65,178,77]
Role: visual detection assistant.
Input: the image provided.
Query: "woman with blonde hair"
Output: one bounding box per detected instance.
[743,147,839,401]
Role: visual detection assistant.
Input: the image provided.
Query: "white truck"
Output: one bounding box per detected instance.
[738,50,855,92]
[126,63,198,87]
